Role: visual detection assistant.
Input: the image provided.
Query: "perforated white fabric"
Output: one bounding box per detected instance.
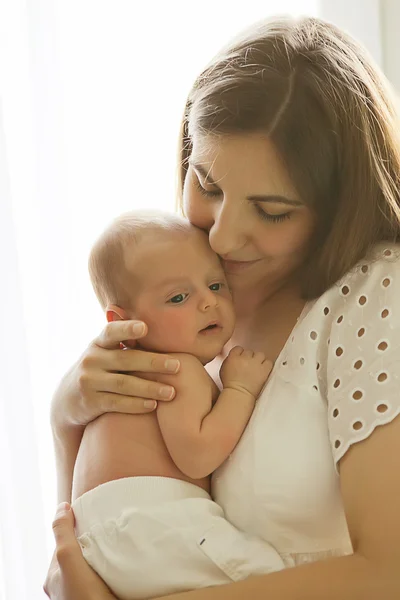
[212,243,400,566]
[326,245,400,470]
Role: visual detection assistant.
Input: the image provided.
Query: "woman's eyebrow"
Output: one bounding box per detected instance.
[190,160,302,206]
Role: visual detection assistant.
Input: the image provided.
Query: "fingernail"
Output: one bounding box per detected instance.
[55,502,70,516]
[159,386,175,400]
[144,400,157,410]
[165,359,180,373]
[132,322,145,336]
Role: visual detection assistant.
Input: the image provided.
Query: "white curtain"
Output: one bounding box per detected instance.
[13,1,398,598]
[0,98,47,599]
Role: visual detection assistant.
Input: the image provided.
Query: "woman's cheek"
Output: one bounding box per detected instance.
[183,174,210,227]
[266,218,313,255]
[184,195,211,230]
[182,183,196,218]
[182,175,193,216]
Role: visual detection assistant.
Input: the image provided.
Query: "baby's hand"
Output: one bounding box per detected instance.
[219,346,273,399]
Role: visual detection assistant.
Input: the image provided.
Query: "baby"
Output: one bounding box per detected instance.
[71,211,285,600]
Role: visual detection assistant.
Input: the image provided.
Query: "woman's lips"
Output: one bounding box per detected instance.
[221,259,261,273]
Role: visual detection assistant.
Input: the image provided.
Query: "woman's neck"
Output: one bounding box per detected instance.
[226,279,307,360]
[232,277,302,321]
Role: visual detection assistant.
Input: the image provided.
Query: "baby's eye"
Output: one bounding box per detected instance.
[209,283,222,292]
[168,293,188,304]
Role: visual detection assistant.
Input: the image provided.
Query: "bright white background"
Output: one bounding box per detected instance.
[0,1,398,598]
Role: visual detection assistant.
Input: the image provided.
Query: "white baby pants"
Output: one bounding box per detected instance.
[72,476,285,600]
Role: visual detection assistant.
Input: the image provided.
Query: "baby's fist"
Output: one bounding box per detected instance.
[219,346,273,399]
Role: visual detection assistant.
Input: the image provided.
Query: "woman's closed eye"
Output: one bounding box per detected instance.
[195,178,292,223]
[195,178,221,198]
[254,203,292,223]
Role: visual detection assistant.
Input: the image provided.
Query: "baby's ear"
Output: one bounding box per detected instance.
[106,303,128,323]
[106,304,140,350]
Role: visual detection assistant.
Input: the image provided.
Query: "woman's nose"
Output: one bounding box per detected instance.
[208,200,247,257]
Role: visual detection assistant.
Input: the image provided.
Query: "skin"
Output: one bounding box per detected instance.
[46,132,318,597]
[71,230,261,500]
[185,132,317,374]
[45,132,400,599]
[184,132,316,308]
[112,229,235,365]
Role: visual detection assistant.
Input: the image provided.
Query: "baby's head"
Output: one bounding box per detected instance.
[89,211,235,364]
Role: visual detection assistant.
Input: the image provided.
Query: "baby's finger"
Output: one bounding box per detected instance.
[229,346,244,356]
[95,320,148,350]
[263,359,274,373]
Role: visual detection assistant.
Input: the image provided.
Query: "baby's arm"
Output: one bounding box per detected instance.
[156,348,272,479]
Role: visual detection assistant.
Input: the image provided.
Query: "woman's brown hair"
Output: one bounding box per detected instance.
[177,16,400,298]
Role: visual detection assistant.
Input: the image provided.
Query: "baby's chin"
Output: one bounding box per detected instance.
[198,354,218,366]
[139,337,228,365]
[194,344,227,366]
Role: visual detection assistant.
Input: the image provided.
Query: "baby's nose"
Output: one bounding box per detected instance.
[199,289,218,311]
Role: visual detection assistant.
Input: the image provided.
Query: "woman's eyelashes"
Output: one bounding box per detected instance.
[194,178,221,198]
[194,178,292,223]
[253,203,292,223]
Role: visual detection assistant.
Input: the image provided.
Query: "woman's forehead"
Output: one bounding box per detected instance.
[191,132,279,167]
[190,132,300,197]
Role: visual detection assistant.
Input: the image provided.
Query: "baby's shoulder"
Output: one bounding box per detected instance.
[156,352,213,389]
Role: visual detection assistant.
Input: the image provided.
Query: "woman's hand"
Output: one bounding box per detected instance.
[44,503,117,600]
[51,319,181,430]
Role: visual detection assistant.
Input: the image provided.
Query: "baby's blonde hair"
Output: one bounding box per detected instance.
[89,210,193,311]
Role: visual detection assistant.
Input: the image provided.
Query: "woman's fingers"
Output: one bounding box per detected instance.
[100,373,175,401]
[95,347,181,375]
[95,320,147,350]
[45,503,116,599]
[80,369,175,403]
[44,503,81,598]
[89,320,181,376]
[96,393,159,414]
[43,550,61,598]
[68,320,182,423]
[52,503,82,571]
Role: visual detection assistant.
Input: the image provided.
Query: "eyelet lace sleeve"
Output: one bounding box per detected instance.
[326,245,400,471]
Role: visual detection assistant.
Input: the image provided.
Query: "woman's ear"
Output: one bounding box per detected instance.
[106,304,129,323]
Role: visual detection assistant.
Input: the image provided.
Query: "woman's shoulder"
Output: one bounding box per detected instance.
[314,242,400,471]
[309,241,400,322]
[335,241,400,295]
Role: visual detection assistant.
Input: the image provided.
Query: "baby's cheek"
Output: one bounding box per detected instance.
[163,311,193,336]
[143,308,196,352]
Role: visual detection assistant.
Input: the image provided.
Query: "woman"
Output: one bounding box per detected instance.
[44,15,400,600]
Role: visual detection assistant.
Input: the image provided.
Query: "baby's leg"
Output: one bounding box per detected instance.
[72,477,288,600]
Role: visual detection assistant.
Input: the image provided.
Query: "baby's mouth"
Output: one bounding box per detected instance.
[199,321,221,334]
